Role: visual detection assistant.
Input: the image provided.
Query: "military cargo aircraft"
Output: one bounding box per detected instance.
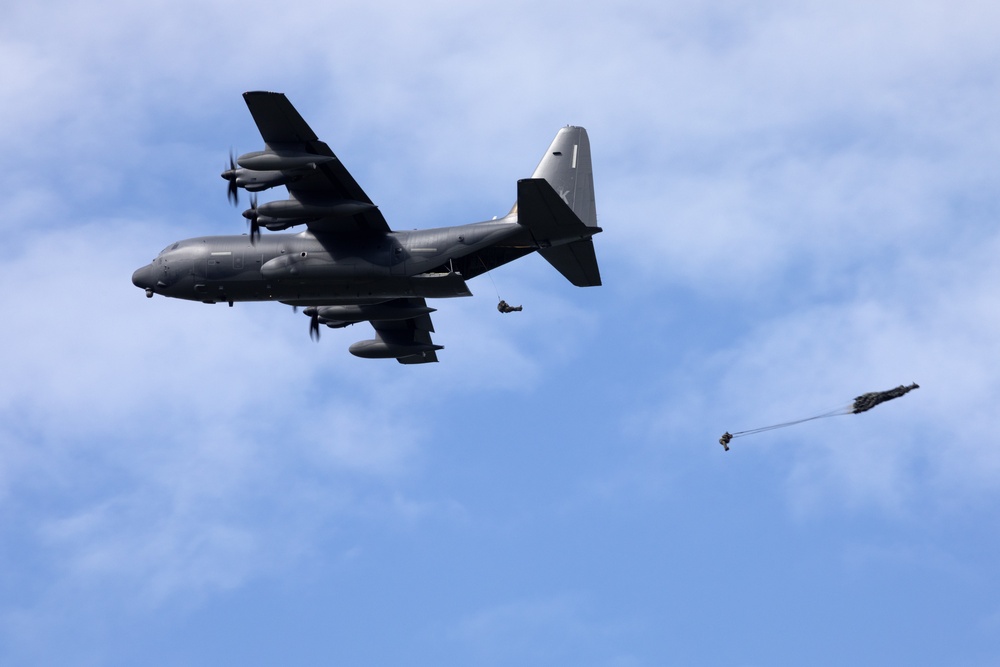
[132,92,602,363]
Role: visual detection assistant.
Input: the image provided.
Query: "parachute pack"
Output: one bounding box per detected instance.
[720,383,919,451]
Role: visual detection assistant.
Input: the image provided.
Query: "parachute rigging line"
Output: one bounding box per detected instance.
[729,404,854,438]
[478,256,502,301]
[719,383,919,451]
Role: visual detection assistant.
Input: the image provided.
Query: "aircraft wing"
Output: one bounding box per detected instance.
[367,301,442,364]
[306,298,442,364]
[242,91,390,234]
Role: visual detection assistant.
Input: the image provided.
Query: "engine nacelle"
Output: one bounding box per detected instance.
[256,199,375,220]
[316,303,436,323]
[261,218,316,231]
[235,169,299,192]
[349,339,443,359]
[236,150,335,171]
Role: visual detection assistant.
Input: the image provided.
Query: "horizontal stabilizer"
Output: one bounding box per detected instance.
[517,178,602,287]
[539,240,602,287]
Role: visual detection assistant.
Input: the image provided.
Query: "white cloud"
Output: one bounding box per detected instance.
[695,228,1000,513]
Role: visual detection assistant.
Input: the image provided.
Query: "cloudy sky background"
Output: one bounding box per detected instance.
[2,0,999,664]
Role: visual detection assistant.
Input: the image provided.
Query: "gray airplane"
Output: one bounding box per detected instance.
[132,92,602,363]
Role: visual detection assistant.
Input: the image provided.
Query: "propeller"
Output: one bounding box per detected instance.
[242,193,260,244]
[221,150,239,205]
[304,307,321,341]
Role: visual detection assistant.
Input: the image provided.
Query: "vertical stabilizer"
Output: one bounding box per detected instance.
[514,126,602,287]
[530,126,598,228]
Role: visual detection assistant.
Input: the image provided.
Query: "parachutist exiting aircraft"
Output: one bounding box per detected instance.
[132,91,603,363]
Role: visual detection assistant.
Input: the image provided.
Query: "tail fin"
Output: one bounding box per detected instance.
[530,126,598,227]
[515,126,602,287]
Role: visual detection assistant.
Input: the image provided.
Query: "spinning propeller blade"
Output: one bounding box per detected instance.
[221,150,239,205]
[304,307,321,341]
[242,193,260,244]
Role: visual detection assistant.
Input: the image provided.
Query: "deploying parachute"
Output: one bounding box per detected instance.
[851,384,920,413]
[720,383,919,451]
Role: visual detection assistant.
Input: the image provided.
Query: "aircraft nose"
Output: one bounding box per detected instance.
[132,264,155,291]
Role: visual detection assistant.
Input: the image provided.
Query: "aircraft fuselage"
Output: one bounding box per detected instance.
[132,217,521,306]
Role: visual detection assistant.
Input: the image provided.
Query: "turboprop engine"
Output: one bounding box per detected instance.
[247,199,375,228]
[303,302,437,333]
[236,150,336,171]
[310,302,436,325]
[228,169,298,193]
[222,150,336,201]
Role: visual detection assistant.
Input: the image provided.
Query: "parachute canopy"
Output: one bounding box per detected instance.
[720,382,919,450]
[851,383,919,414]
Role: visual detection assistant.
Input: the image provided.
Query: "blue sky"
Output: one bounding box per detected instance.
[2,0,1000,664]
